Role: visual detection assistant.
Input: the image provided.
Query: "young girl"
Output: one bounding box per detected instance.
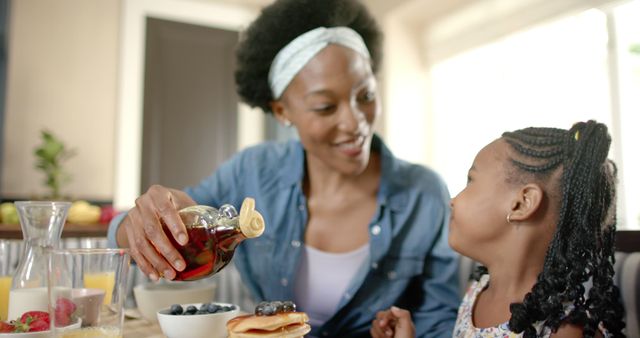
[371,120,626,338]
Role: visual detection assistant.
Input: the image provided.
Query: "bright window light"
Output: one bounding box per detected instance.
[429,5,639,228]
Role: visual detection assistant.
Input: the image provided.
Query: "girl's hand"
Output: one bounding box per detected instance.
[115,185,196,281]
[370,306,415,338]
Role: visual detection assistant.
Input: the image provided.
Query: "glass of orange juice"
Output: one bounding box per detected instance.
[0,241,11,321]
[47,248,130,338]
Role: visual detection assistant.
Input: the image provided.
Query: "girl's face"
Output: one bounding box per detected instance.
[449,139,518,261]
[273,44,380,176]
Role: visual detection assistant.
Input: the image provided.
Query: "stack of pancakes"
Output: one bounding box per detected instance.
[227,311,310,338]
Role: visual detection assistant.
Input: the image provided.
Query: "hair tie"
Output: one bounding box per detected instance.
[268,26,371,99]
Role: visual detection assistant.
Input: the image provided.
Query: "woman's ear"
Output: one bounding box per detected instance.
[508,183,543,222]
[269,100,291,126]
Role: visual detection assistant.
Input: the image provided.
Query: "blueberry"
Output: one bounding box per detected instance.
[196,310,207,315]
[200,304,209,311]
[255,301,269,316]
[262,303,276,316]
[185,305,198,314]
[282,301,296,312]
[183,311,194,315]
[221,306,232,312]
[207,303,221,313]
[170,304,183,315]
[271,301,284,313]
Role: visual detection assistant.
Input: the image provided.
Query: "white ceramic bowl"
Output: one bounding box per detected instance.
[157,302,240,338]
[133,282,216,323]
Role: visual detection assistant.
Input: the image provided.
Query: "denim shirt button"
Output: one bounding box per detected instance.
[344,292,351,299]
[281,278,288,286]
[387,271,397,280]
[291,240,301,248]
[298,204,305,211]
[371,262,378,269]
[371,225,381,235]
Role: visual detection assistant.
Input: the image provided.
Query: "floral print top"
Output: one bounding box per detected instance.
[453,274,610,338]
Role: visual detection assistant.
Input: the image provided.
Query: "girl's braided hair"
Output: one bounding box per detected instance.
[499,120,625,337]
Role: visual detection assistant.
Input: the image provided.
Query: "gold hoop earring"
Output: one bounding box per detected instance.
[506,214,512,224]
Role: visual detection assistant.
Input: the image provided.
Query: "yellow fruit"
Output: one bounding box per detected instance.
[67,200,101,224]
[0,203,19,224]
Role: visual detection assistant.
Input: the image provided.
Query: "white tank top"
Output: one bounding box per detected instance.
[293,243,370,328]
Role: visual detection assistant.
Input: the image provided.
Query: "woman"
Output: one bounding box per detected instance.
[108,0,460,336]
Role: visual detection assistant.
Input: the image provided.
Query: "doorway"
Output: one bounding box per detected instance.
[140,17,239,191]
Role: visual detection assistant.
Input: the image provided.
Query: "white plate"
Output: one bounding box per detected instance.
[0,320,82,337]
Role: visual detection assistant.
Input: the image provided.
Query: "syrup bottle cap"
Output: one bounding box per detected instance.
[239,197,265,238]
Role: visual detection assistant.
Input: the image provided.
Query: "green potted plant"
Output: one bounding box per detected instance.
[34,130,76,200]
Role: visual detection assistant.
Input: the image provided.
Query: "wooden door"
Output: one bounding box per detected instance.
[141,17,239,192]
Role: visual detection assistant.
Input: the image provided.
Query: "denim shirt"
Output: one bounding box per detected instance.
[108,135,460,337]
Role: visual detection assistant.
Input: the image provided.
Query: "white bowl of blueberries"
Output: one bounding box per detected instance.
[157,302,240,338]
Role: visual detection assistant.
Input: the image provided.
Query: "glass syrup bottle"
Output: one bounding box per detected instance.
[163,197,265,281]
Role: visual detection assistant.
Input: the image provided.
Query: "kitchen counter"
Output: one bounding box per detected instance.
[0,223,109,239]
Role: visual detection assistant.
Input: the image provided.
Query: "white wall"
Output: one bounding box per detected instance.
[1,0,260,205]
[2,0,120,201]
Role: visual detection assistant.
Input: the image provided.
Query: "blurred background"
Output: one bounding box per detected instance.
[0,0,638,229]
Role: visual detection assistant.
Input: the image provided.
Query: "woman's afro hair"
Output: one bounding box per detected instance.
[235,0,383,114]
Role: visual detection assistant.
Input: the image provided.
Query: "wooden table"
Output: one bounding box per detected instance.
[123,317,164,337]
[0,223,109,239]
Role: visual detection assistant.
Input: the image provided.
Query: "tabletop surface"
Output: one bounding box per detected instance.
[123,317,164,338]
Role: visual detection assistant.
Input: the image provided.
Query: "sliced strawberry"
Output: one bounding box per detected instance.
[26,319,49,332]
[20,311,50,325]
[0,321,15,333]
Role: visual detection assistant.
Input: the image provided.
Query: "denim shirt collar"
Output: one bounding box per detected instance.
[275,133,408,213]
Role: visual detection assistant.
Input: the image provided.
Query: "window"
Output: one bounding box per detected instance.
[429,1,640,228]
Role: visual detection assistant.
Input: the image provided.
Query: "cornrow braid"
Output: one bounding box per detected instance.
[502,120,625,337]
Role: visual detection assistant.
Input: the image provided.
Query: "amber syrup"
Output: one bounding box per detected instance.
[162,224,244,281]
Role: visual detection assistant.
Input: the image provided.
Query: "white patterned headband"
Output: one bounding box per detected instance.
[268,26,371,99]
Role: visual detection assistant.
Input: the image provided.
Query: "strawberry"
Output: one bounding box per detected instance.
[26,319,49,332]
[20,311,50,325]
[54,297,77,326]
[56,297,77,316]
[0,321,15,333]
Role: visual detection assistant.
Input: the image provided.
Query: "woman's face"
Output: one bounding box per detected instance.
[448,139,517,260]
[273,44,380,176]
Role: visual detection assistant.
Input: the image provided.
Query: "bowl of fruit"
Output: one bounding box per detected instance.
[156,302,240,338]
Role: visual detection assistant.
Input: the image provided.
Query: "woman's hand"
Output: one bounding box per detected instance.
[115,185,196,281]
[370,307,415,338]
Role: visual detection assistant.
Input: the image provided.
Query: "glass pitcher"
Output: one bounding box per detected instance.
[163,197,265,281]
[7,201,70,320]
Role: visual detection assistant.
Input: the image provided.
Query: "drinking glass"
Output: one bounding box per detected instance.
[47,248,130,338]
[0,241,11,321]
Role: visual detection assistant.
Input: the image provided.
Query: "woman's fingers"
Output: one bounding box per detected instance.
[123,210,161,280]
[149,185,188,246]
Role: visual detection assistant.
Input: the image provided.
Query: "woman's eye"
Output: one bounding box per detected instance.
[358,91,376,103]
[311,105,335,114]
